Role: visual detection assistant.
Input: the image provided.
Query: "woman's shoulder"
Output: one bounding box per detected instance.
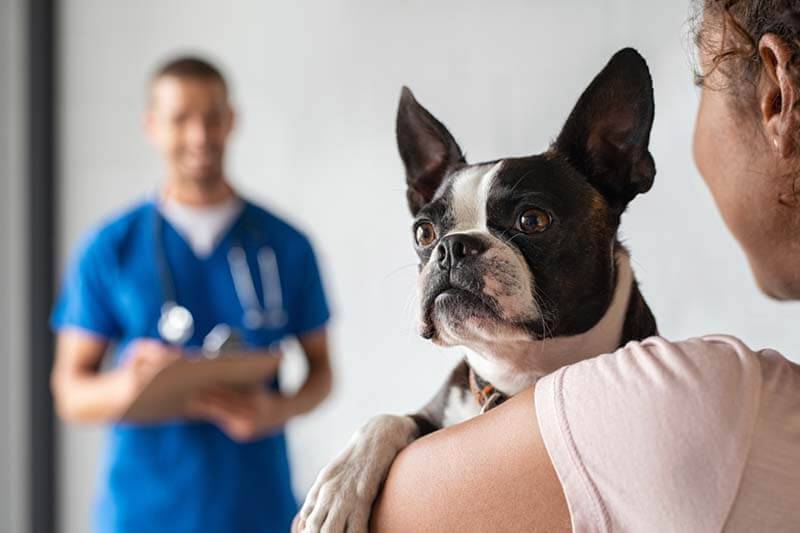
[535,334,798,531]
[614,334,763,384]
[552,334,767,403]
[601,334,798,393]
[542,333,768,432]
[637,333,783,361]
[565,333,800,421]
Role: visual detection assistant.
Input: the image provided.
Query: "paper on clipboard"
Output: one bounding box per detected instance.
[122,353,281,423]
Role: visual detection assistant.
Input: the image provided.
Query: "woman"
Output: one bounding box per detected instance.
[371,1,800,531]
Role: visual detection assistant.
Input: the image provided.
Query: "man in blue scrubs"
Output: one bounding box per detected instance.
[50,57,332,533]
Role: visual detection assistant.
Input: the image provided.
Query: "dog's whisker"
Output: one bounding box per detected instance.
[382,262,419,281]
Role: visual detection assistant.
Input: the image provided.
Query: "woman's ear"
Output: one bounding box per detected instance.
[758,33,800,158]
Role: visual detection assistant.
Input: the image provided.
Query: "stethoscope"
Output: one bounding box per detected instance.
[154,208,288,349]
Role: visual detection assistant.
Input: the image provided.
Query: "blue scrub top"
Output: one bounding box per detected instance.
[51,198,331,533]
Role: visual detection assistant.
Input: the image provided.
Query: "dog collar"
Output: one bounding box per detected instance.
[468,367,509,413]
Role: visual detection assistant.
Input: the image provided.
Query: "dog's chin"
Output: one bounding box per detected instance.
[419,288,549,347]
[419,288,512,344]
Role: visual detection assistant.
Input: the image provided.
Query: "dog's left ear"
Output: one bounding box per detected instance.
[555,48,656,210]
[396,87,466,215]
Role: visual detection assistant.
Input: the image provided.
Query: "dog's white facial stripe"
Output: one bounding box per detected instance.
[449,161,503,233]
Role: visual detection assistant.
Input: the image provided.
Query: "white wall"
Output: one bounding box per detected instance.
[58,1,800,532]
[1,0,29,531]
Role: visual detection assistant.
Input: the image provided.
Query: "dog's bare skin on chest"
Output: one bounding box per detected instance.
[295,48,659,532]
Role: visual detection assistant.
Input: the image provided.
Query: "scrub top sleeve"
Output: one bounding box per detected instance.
[289,239,331,337]
[50,233,122,340]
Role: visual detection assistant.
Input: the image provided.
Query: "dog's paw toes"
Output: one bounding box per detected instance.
[297,471,369,533]
[298,415,417,532]
[299,496,366,533]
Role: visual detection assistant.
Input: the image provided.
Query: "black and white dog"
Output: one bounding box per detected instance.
[296,48,658,532]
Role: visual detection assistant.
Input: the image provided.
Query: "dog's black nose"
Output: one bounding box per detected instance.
[436,233,487,270]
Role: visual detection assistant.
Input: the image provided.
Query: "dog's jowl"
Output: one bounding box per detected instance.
[296,48,659,533]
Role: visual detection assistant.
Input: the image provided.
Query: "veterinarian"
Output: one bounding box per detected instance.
[371,1,799,530]
[50,56,332,533]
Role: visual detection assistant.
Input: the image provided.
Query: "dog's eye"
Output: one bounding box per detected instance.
[517,208,552,234]
[414,222,437,247]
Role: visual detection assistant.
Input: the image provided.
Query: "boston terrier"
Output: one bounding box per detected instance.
[295,47,658,532]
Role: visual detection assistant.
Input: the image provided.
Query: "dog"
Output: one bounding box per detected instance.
[295,47,658,532]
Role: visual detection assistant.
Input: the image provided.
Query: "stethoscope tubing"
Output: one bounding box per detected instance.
[154,206,287,345]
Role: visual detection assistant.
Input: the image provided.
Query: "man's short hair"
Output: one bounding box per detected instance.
[150,56,228,94]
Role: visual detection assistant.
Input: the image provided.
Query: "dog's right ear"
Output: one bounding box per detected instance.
[396,87,465,215]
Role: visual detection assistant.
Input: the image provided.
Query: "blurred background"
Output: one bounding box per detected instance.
[3,1,800,532]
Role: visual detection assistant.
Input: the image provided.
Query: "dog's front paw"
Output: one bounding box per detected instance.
[294,457,372,533]
[295,414,418,533]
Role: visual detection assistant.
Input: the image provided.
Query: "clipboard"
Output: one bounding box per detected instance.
[122,353,281,423]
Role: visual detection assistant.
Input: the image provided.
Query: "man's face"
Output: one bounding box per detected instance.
[145,76,234,185]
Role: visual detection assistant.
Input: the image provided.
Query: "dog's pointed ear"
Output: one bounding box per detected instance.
[555,48,656,210]
[396,87,465,215]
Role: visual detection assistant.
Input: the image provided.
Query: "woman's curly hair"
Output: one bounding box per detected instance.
[693,1,800,205]
[693,0,800,96]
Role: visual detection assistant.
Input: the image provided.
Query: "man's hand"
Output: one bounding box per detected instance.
[112,338,181,412]
[52,331,180,423]
[185,386,294,442]
[184,327,332,442]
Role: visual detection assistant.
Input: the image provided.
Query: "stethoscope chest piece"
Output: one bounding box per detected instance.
[158,301,194,345]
